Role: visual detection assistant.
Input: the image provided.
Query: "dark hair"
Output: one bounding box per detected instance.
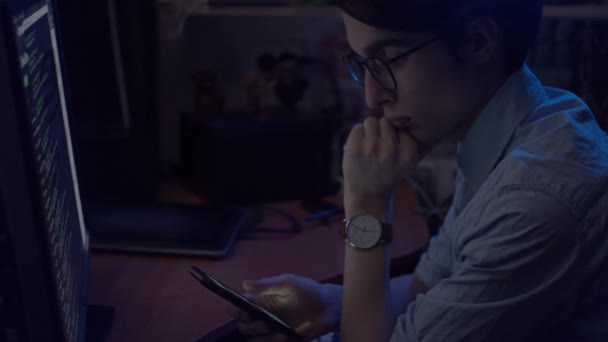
[338,0,543,73]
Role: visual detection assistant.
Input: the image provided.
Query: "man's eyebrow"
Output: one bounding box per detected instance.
[362,38,412,57]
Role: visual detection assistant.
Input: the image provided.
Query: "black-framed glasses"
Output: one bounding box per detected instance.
[342,35,441,91]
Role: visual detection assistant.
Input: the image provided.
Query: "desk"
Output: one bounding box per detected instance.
[88,181,430,342]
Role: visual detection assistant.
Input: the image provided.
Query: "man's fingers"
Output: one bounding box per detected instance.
[244,273,300,295]
[228,304,253,322]
[344,123,364,151]
[379,117,397,141]
[256,294,284,314]
[294,320,314,339]
[363,117,380,143]
[231,293,277,325]
[379,117,398,159]
[397,131,419,162]
[243,278,277,295]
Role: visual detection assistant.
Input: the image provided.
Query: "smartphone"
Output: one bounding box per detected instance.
[190,267,302,341]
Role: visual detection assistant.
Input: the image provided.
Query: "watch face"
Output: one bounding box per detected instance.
[346,215,382,249]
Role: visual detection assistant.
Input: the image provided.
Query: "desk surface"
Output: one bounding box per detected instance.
[88,181,429,342]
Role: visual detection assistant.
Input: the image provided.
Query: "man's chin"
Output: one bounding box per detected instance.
[412,134,444,160]
[405,132,430,160]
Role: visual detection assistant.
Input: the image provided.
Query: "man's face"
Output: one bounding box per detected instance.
[342,12,484,148]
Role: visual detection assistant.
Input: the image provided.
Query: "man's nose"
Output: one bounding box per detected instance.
[364,70,392,112]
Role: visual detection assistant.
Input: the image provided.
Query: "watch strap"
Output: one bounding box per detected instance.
[380,222,393,243]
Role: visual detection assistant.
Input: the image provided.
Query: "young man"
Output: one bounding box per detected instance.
[230,0,608,341]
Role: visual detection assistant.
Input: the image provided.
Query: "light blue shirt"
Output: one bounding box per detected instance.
[391,65,608,342]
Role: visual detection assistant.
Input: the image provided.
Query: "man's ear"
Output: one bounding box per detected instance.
[460,17,499,65]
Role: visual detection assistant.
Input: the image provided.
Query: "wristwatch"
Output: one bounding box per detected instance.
[341,214,393,249]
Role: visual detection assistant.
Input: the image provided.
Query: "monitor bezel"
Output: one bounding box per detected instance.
[0,1,90,341]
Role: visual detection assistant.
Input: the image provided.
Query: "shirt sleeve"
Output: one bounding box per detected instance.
[391,187,581,342]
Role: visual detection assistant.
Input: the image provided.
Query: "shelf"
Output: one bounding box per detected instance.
[159,1,608,20]
[158,1,340,17]
[543,5,608,20]
[189,5,339,16]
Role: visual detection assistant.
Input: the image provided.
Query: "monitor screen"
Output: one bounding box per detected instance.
[0,0,89,341]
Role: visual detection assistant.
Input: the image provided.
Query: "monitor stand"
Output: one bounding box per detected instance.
[86,305,115,342]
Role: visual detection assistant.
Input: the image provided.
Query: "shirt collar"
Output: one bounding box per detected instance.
[458,64,548,194]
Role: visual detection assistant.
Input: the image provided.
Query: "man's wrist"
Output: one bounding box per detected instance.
[343,193,393,223]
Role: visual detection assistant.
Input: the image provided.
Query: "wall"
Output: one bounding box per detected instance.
[157,9,364,168]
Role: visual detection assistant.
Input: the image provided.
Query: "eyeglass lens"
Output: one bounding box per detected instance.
[345,57,395,90]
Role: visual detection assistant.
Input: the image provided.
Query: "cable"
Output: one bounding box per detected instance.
[238,205,302,239]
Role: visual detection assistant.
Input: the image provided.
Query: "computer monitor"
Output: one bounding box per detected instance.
[0,0,110,340]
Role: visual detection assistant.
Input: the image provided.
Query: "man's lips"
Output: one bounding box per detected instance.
[388,117,412,129]
[367,108,413,129]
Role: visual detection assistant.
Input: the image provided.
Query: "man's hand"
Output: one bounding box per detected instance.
[342,117,419,219]
[229,274,342,342]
